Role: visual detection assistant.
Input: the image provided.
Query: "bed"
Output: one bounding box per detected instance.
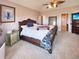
[19,19,57,54]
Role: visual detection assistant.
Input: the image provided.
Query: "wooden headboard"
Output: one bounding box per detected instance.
[19,19,37,26]
[19,19,37,35]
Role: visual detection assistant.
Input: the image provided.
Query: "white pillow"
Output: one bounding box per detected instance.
[49,25,55,29]
[33,24,38,27]
[21,25,26,29]
[7,31,12,34]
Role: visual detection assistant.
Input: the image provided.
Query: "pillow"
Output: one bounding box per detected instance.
[7,31,12,34]
[21,25,26,29]
[34,24,38,27]
[49,25,55,30]
[27,22,33,27]
[37,25,49,30]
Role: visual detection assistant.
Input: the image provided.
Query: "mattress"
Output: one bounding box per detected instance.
[20,27,49,41]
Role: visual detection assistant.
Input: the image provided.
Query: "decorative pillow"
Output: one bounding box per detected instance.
[27,22,33,27]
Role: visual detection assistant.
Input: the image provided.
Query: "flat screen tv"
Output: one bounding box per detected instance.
[72,13,79,21]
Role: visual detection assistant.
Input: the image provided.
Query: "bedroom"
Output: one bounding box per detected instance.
[0,0,79,59]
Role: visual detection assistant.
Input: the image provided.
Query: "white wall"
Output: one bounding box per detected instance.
[0,0,39,33]
[41,5,79,32]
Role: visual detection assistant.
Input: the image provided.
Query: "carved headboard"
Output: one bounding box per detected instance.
[19,19,37,26]
[19,19,37,35]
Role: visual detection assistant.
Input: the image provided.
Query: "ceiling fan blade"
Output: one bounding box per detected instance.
[43,0,65,9]
[43,4,49,5]
[57,1,65,4]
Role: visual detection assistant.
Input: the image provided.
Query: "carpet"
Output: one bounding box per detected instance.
[5,32,79,59]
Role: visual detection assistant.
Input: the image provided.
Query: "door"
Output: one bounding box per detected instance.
[49,16,57,25]
[61,14,68,32]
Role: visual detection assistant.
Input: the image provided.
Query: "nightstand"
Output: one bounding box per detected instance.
[6,30,19,46]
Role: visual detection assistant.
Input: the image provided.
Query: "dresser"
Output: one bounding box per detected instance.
[0,33,5,59]
[72,21,79,34]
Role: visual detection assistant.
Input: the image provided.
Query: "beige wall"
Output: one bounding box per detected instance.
[0,0,79,32]
[41,5,79,32]
[0,0,39,33]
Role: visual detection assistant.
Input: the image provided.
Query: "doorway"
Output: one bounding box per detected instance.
[48,16,57,25]
[61,14,68,32]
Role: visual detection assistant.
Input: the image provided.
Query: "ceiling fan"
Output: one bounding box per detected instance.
[43,0,65,8]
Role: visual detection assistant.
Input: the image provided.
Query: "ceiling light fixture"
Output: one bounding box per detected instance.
[48,5,52,8]
[53,3,57,8]
[43,0,65,8]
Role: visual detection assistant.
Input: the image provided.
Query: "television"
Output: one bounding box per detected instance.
[72,13,79,21]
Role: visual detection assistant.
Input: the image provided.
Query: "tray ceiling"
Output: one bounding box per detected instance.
[8,0,79,12]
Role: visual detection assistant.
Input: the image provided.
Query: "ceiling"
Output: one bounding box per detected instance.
[8,0,79,12]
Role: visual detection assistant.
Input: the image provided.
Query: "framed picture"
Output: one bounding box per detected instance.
[0,5,15,23]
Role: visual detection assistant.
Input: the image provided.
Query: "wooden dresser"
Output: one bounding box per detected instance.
[72,21,79,34]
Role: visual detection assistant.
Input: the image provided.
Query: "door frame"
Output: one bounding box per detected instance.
[48,16,57,25]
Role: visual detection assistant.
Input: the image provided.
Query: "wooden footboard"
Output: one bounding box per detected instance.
[20,35,40,46]
[48,26,58,54]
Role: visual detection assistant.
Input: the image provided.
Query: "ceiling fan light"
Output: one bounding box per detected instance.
[53,3,57,8]
[48,5,52,8]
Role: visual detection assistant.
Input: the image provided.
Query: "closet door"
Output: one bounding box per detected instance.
[61,14,68,32]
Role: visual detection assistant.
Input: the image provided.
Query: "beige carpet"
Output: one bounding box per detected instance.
[5,32,79,59]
